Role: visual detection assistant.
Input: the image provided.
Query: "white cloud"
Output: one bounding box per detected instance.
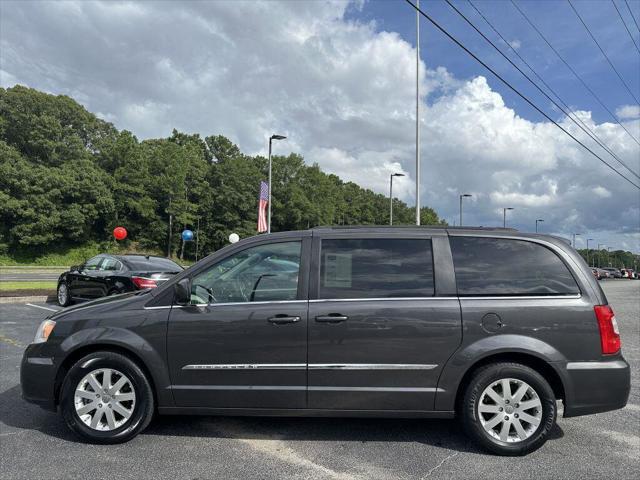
[616,104,640,120]
[1,0,639,250]
[509,39,521,50]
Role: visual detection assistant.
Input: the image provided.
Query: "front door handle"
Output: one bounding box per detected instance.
[315,314,348,323]
[268,315,301,325]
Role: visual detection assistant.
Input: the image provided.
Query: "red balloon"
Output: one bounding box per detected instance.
[113,226,127,241]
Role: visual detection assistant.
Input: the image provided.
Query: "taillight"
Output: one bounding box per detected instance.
[131,276,158,289]
[594,305,621,354]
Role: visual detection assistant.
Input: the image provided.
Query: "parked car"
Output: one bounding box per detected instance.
[621,268,638,279]
[23,227,629,456]
[591,267,601,280]
[596,268,611,279]
[56,254,183,306]
[601,267,622,278]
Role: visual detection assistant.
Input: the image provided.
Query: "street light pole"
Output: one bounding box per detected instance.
[597,243,605,268]
[267,134,286,234]
[607,247,612,267]
[415,0,421,226]
[586,238,594,267]
[459,194,472,226]
[503,207,514,228]
[535,218,544,233]
[572,232,581,248]
[389,173,405,225]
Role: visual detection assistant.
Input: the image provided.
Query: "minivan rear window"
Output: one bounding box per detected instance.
[319,238,434,299]
[450,237,580,296]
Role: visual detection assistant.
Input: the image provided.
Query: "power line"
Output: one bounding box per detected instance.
[625,0,640,32]
[612,0,640,54]
[403,0,640,190]
[567,0,640,105]
[463,0,640,180]
[511,0,640,147]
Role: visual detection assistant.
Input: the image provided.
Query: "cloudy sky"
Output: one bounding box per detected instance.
[1,0,639,252]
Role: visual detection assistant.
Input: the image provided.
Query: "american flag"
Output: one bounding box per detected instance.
[257,181,269,233]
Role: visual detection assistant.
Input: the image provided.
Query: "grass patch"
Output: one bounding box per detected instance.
[0,281,57,291]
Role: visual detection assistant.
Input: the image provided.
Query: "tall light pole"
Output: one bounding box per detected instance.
[535,218,544,233]
[459,194,472,226]
[607,246,612,267]
[597,243,605,268]
[503,207,514,228]
[267,134,286,234]
[586,238,594,267]
[572,232,581,248]
[415,0,421,226]
[390,173,405,225]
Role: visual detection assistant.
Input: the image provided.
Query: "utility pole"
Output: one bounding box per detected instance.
[503,207,514,228]
[572,233,581,248]
[415,0,421,225]
[195,217,200,262]
[267,134,286,234]
[459,194,472,226]
[167,196,172,258]
[597,243,605,268]
[586,238,594,267]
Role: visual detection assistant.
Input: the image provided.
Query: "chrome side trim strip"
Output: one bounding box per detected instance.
[183,364,306,370]
[182,363,438,371]
[26,357,54,366]
[566,361,628,370]
[308,386,442,393]
[170,385,440,393]
[309,297,455,303]
[145,299,308,310]
[308,364,437,370]
[459,294,582,300]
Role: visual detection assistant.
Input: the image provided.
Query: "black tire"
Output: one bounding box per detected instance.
[57,282,72,307]
[60,351,154,444]
[460,362,556,456]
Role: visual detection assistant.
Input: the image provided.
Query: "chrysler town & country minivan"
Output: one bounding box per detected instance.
[21,227,630,455]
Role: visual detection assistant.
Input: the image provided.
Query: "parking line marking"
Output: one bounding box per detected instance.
[26,303,59,312]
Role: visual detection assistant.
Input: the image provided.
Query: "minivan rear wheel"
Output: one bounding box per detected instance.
[460,362,556,456]
[60,351,154,444]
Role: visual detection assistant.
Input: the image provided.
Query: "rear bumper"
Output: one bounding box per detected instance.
[20,344,58,412]
[561,359,630,417]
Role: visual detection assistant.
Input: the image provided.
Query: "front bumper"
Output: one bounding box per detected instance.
[20,343,58,412]
[562,358,630,417]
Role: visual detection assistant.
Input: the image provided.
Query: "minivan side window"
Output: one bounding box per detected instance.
[450,237,580,296]
[319,238,434,299]
[190,241,301,304]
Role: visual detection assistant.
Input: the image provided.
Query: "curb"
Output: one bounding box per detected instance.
[0,295,56,304]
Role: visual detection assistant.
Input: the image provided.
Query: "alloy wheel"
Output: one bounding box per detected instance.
[57,284,68,305]
[74,368,136,431]
[478,377,542,443]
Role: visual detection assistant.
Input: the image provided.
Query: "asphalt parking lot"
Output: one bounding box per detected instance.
[1,281,638,480]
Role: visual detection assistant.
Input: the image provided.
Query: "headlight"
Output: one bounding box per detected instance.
[33,319,56,344]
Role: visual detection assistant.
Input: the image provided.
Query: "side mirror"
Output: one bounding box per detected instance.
[174,278,190,305]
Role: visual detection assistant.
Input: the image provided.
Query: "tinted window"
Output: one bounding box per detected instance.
[450,237,580,296]
[319,238,434,299]
[101,258,122,271]
[84,256,102,271]
[191,241,301,304]
[125,257,182,272]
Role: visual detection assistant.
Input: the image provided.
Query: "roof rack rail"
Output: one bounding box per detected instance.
[311,225,518,231]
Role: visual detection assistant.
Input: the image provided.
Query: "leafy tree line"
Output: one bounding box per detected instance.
[0,86,445,260]
[576,249,639,270]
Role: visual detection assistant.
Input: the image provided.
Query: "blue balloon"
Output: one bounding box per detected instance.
[181,229,194,241]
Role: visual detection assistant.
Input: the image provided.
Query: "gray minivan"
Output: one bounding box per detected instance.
[21,227,630,455]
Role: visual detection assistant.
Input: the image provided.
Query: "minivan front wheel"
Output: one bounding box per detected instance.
[461,363,556,456]
[60,351,154,444]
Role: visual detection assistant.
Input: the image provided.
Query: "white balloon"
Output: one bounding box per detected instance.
[229,233,240,244]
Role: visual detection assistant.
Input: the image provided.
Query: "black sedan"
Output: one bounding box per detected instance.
[56,254,183,306]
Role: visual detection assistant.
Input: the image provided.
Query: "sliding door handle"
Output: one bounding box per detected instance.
[268,315,301,325]
[315,315,348,323]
